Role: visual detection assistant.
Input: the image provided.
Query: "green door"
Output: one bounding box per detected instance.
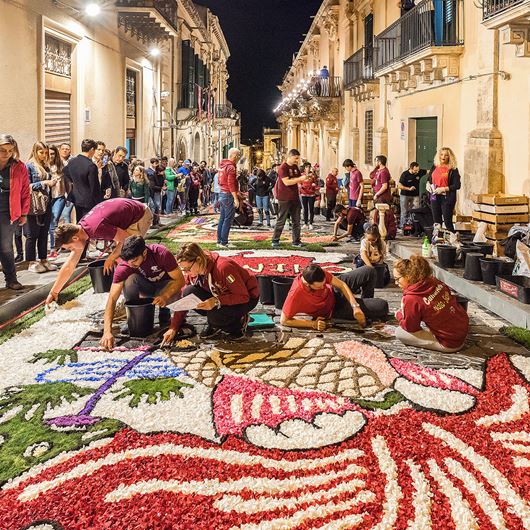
[415,117,437,172]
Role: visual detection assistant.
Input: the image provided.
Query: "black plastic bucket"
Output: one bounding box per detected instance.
[473,242,494,256]
[500,259,515,276]
[88,259,113,293]
[258,275,275,305]
[480,258,505,285]
[464,252,483,281]
[437,245,457,269]
[125,298,155,337]
[272,277,294,311]
[374,264,387,288]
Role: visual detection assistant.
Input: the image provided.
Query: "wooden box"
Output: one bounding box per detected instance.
[474,203,529,215]
[472,211,529,225]
[472,193,529,206]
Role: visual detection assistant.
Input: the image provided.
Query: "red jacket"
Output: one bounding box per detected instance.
[170,252,259,330]
[326,173,339,197]
[299,175,320,197]
[218,159,238,193]
[396,277,469,348]
[7,160,30,222]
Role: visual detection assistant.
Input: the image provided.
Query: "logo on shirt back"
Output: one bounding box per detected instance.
[227,274,235,284]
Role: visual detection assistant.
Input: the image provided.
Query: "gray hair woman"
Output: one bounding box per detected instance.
[0,134,30,290]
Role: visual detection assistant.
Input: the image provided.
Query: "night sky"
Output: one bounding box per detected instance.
[197,0,323,142]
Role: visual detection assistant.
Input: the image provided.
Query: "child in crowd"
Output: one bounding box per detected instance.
[355,225,390,286]
[393,255,469,352]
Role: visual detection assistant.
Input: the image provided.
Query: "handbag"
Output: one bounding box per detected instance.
[29,188,49,216]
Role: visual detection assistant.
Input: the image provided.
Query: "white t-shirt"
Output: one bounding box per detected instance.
[360,238,387,264]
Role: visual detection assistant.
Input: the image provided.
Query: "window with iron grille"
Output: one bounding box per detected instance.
[44,34,72,78]
[126,69,137,119]
[365,110,374,164]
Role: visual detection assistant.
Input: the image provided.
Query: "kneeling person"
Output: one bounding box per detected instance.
[163,243,259,343]
[280,264,388,331]
[332,204,365,242]
[100,236,184,350]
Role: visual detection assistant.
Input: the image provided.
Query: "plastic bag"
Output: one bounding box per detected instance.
[473,222,488,243]
[513,240,530,278]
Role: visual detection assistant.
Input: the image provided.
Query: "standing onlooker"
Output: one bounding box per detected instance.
[59,143,71,166]
[129,165,150,203]
[146,158,163,227]
[178,160,192,214]
[157,157,168,213]
[59,142,73,223]
[25,141,57,273]
[47,145,66,258]
[299,164,319,229]
[217,148,241,248]
[272,149,308,248]
[254,169,273,227]
[428,147,461,233]
[199,160,212,207]
[268,164,279,216]
[94,141,112,199]
[319,65,330,96]
[164,158,178,215]
[212,170,220,213]
[189,164,202,215]
[248,169,257,206]
[0,134,30,289]
[325,167,339,221]
[63,139,102,222]
[398,162,423,228]
[343,159,363,208]
[370,155,392,205]
[111,147,130,197]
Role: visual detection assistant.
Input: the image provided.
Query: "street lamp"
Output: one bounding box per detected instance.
[85,2,101,16]
[150,47,161,57]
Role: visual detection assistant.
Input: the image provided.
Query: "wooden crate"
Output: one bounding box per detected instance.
[472,211,529,225]
[472,193,529,206]
[474,203,529,215]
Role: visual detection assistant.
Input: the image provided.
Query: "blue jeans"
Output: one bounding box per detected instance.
[149,192,161,215]
[256,195,270,224]
[212,192,220,212]
[49,196,66,248]
[217,192,235,245]
[61,201,74,223]
[165,190,176,214]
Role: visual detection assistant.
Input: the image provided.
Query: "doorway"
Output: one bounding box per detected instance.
[415,117,437,171]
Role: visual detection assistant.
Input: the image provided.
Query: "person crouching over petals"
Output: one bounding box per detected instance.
[394,255,469,352]
[163,242,259,344]
[280,264,388,331]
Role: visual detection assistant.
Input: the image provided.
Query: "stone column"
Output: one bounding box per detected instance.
[373,77,388,160]
[462,30,504,215]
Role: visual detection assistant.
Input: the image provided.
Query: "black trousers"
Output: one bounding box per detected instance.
[410,206,434,236]
[183,284,259,334]
[326,195,337,221]
[431,194,456,232]
[0,213,17,283]
[301,196,315,225]
[24,208,52,261]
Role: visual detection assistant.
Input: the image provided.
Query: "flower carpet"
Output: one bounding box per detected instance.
[0,255,530,528]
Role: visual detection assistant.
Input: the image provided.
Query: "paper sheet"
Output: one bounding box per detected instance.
[167,294,203,312]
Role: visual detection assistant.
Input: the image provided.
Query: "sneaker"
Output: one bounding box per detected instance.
[292,242,304,248]
[272,241,280,248]
[28,261,46,273]
[217,243,229,249]
[200,325,223,339]
[6,281,24,291]
[47,250,58,260]
[226,331,245,342]
[308,224,313,230]
[41,260,58,272]
[303,224,309,230]
[256,222,263,227]
[14,255,23,264]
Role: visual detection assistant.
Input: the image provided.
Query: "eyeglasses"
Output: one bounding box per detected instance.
[394,275,403,283]
[179,259,196,272]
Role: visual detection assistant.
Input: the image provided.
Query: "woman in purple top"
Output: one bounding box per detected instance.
[45,198,153,307]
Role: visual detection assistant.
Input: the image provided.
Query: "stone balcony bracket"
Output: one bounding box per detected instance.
[349,81,380,102]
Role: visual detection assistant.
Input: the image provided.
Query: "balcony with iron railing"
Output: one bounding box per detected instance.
[307,76,343,98]
[482,0,526,19]
[116,0,179,39]
[343,46,380,100]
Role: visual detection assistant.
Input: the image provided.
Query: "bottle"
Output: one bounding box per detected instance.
[422,236,432,258]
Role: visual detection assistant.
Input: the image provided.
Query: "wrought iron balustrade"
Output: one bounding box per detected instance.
[374,0,463,71]
[482,0,525,19]
[176,82,199,109]
[215,103,236,119]
[116,0,178,31]
[344,47,374,89]
[44,34,72,78]
[307,76,343,98]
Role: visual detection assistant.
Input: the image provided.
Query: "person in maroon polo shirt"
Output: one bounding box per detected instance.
[332,204,365,242]
[45,198,153,307]
[271,149,310,248]
[370,155,392,205]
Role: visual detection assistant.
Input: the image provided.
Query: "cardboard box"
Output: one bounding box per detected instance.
[472,193,529,206]
[473,211,529,224]
[474,203,529,215]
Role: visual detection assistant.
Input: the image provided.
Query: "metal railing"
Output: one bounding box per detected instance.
[176,82,199,109]
[116,0,178,31]
[307,76,343,98]
[215,103,236,119]
[344,46,375,89]
[374,0,463,71]
[482,0,525,19]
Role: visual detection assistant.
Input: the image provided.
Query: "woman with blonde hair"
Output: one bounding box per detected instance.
[162,242,259,343]
[25,141,58,273]
[393,255,468,352]
[0,134,30,289]
[47,144,66,258]
[427,147,461,232]
[129,165,150,203]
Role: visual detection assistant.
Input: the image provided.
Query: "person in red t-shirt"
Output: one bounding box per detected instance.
[343,159,363,208]
[45,198,153,308]
[426,147,461,233]
[217,148,242,248]
[280,264,388,331]
[163,242,259,343]
[272,149,310,248]
[299,162,320,229]
[394,255,469,352]
[332,204,365,241]
[325,168,340,221]
[100,236,185,350]
[370,155,392,205]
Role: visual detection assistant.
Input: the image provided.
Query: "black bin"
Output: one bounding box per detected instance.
[480,258,505,286]
[258,275,275,305]
[437,245,457,269]
[88,259,113,293]
[125,298,155,337]
[464,252,483,281]
[272,277,294,311]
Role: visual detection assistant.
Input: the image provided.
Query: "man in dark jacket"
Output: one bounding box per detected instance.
[217,148,241,248]
[63,139,102,220]
[102,147,130,199]
[146,157,163,227]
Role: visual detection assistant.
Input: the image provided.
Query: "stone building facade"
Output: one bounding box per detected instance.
[0,0,240,164]
[275,0,530,214]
